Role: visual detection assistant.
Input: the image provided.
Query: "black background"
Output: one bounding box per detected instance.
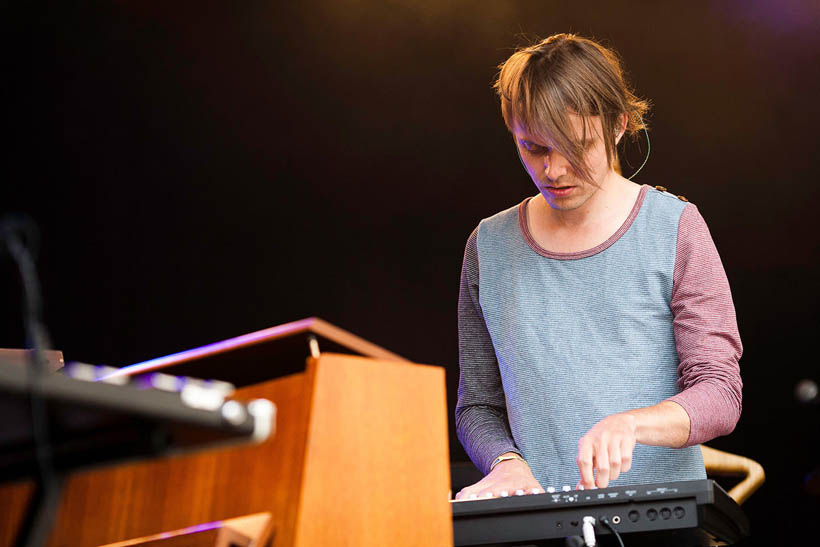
[3,1,819,544]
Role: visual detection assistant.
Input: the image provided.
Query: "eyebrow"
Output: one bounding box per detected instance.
[520,138,593,150]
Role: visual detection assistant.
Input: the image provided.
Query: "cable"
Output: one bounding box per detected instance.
[626,116,650,181]
[2,216,61,547]
[599,517,626,547]
[582,516,597,547]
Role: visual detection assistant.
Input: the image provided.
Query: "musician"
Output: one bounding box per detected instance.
[455,34,742,499]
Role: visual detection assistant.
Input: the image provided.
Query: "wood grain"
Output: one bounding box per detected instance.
[0,353,452,547]
[42,370,312,547]
[293,354,452,547]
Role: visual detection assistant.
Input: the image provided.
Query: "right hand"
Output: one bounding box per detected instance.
[454,454,544,500]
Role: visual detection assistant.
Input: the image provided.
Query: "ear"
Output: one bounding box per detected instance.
[614,113,628,144]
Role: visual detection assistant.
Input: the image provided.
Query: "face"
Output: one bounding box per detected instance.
[513,114,616,212]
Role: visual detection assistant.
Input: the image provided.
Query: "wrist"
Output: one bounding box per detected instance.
[490,452,526,471]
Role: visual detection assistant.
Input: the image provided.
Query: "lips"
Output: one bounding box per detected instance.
[545,185,575,197]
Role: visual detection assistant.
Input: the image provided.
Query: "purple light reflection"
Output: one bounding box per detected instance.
[716,0,820,34]
[99,317,316,381]
[105,520,224,546]
[157,520,222,537]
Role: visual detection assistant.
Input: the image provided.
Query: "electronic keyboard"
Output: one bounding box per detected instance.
[452,479,749,546]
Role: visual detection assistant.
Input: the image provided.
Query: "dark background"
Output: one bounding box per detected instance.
[3,1,818,544]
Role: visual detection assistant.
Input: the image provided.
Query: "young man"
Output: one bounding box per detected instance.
[455,34,742,500]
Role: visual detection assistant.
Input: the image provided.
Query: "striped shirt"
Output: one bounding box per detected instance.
[456,185,742,488]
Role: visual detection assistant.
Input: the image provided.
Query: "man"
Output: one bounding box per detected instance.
[455,34,742,500]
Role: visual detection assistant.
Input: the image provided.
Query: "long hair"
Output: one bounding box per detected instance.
[494,34,649,183]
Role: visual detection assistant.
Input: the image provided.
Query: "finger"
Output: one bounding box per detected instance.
[594,441,610,488]
[577,438,595,489]
[609,441,622,483]
[620,437,634,473]
[455,486,479,500]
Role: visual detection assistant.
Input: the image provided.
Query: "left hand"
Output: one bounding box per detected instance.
[575,412,637,489]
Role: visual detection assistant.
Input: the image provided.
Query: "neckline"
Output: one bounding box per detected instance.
[517,184,650,260]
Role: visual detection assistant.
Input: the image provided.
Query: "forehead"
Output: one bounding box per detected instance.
[512,113,602,144]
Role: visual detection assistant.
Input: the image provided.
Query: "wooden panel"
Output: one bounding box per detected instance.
[101,317,410,383]
[44,371,312,547]
[98,512,272,547]
[293,354,452,547]
[0,352,452,547]
[0,480,34,546]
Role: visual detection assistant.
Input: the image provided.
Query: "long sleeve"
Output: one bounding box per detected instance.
[666,204,743,447]
[455,226,521,474]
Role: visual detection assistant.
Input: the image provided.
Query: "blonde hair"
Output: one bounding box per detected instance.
[494,34,649,183]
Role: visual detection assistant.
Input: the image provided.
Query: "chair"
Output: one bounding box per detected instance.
[700,444,765,505]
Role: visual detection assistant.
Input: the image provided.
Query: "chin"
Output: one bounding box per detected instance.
[544,197,586,212]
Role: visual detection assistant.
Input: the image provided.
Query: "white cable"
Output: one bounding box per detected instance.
[582,516,597,547]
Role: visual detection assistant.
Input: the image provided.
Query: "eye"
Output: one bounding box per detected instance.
[522,141,550,154]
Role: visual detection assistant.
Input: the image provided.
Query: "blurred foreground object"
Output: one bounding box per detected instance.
[0,357,274,546]
[0,319,452,547]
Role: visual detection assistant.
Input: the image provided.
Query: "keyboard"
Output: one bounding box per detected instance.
[451,479,749,546]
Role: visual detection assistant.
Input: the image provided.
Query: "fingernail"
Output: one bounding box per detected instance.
[578,485,585,490]
[531,488,543,494]
[469,493,478,499]
[515,489,525,496]
[500,490,509,497]
[483,492,493,498]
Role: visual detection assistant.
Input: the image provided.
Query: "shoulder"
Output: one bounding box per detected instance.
[472,199,528,247]
[644,186,713,239]
[642,185,693,217]
[637,185,712,239]
[463,199,524,256]
[478,200,523,231]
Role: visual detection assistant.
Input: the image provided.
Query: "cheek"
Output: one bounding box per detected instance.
[520,156,538,177]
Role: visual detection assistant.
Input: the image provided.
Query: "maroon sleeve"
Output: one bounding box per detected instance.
[666,203,743,447]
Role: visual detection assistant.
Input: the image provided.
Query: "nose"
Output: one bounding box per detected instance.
[543,151,568,181]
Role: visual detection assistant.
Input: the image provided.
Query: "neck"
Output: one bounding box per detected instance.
[540,171,634,231]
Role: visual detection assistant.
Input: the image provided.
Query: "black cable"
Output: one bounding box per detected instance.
[599,517,625,547]
[2,216,61,547]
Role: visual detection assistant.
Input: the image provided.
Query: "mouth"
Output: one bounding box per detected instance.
[544,185,575,197]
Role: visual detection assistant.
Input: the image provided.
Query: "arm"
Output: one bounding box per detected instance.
[577,204,743,489]
[666,203,743,445]
[576,401,690,489]
[455,227,520,474]
[455,227,543,498]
